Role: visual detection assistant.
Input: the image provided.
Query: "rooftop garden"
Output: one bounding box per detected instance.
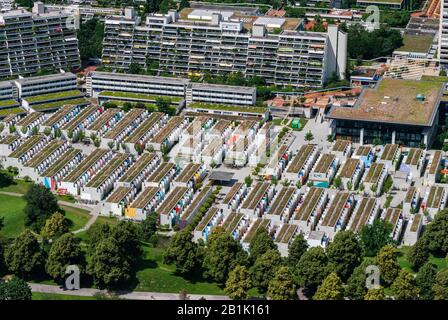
[26,90,84,104]
[99,91,182,103]
[0,107,26,118]
[189,102,267,114]
[31,98,89,112]
[0,99,19,108]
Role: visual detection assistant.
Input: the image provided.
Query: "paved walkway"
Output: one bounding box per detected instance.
[29,283,229,300]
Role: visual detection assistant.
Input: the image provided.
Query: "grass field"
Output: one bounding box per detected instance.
[134,243,224,295]
[32,292,99,300]
[398,246,448,273]
[0,194,91,238]
[0,194,27,238]
[0,179,32,194]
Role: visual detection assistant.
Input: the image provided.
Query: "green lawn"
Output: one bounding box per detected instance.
[0,194,27,238]
[0,179,33,194]
[32,292,99,300]
[398,246,448,273]
[134,243,224,295]
[75,215,119,241]
[61,205,90,231]
[0,194,91,238]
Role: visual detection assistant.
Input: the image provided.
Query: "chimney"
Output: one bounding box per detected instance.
[124,7,135,20]
[32,1,45,15]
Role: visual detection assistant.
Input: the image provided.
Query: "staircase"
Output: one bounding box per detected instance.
[384,56,426,80]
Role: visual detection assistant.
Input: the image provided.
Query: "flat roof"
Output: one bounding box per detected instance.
[91,71,189,86]
[349,197,376,232]
[191,82,256,95]
[208,170,234,181]
[294,187,325,222]
[14,72,76,85]
[339,158,360,179]
[328,79,443,126]
[321,192,351,227]
[427,186,445,208]
[269,187,296,216]
[396,34,434,54]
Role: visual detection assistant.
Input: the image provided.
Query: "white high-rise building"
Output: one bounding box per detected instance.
[439,0,448,68]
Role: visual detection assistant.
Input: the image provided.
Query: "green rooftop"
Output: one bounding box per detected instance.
[0,99,19,108]
[189,102,267,114]
[0,107,26,118]
[31,98,89,112]
[99,91,182,103]
[396,34,434,54]
[25,90,84,104]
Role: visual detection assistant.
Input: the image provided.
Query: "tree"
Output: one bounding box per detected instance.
[333,176,342,189]
[128,63,142,75]
[225,265,251,300]
[140,212,158,243]
[179,0,190,10]
[87,238,131,289]
[304,131,314,141]
[345,258,374,300]
[159,0,172,13]
[250,249,283,293]
[408,237,430,271]
[416,262,437,300]
[203,231,248,284]
[4,230,43,277]
[155,97,174,115]
[391,269,419,300]
[267,266,297,300]
[296,247,329,294]
[40,212,69,240]
[249,229,276,263]
[374,245,401,286]
[360,219,393,257]
[110,221,143,267]
[313,272,344,300]
[87,223,111,254]
[164,229,200,275]
[326,230,363,281]
[244,175,253,187]
[122,102,133,112]
[0,171,13,188]
[0,277,32,300]
[433,269,448,300]
[287,234,308,270]
[45,233,85,283]
[364,287,385,300]
[77,18,104,63]
[422,209,448,255]
[23,183,61,232]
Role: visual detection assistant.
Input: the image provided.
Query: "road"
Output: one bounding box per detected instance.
[29,283,229,300]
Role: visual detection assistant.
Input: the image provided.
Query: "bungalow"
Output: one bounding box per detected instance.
[330,140,352,160]
[275,224,299,257]
[346,197,379,233]
[147,116,188,151]
[291,187,328,234]
[179,185,213,228]
[41,148,83,190]
[263,144,292,180]
[241,218,273,251]
[403,213,423,246]
[338,158,364,190]
[0,135,22,157]
[284,144,319,184]
[101,186,136,217]
[122,112,167,154]
[378,144,401,172]
[362,162,387,196]
[425,150,443,185]
[403,186,420,216]
[15,112,45,136]
[220,182,248,215]
[125,187,165,221]
[157,186,194,227]
[353,145,374,168]
[381,207,404,242]
[399,148,425,180]
[143,162,179,193]
[240,181,275,217]
[3,135,49,172]
[221,212,250,241]
[61,105,103,138]
[317,191,355,241]
[309,153,339,188]
[421,186,448,218]
[173,163,207,189]
[116,153,161,190]
[193,207,225,243]
[265,186,300,224]
[81,153,132,201]
[60,149,113,196]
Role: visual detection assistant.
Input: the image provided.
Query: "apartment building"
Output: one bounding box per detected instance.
[0,0,14,12]
[13,73,78,98]
[0,4,80,79]
[440,0,448,69]
[101,8,347,88]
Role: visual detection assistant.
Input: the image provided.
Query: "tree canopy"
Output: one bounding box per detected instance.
[40,212,69,240]
[250,249,283,293]
[391,269,420,300]
[296,247,329,294]
[416,262,437,300]
[313,272,344,300]
[249,229,276,263]
[0,277,32,300]
[267,266,297,300]
[225,265,251,300]
[360,219,393,257]
[23,184,61,232]
[4,230,43,277]
[164,229,201,275]
[374,245,401,286]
